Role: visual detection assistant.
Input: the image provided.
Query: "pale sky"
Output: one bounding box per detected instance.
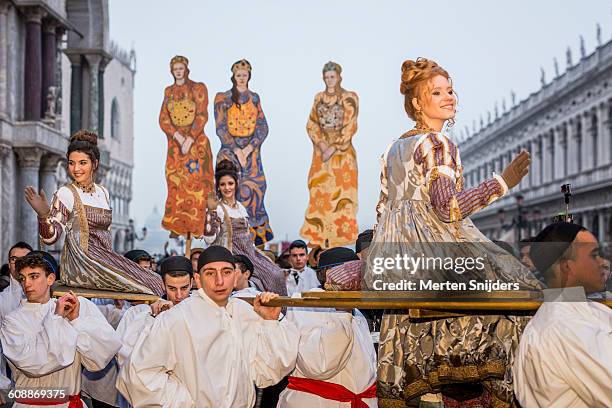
[109,0,612,244]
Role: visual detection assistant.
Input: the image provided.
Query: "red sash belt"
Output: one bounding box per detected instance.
[16,394,83,408]
[287,376,376,408]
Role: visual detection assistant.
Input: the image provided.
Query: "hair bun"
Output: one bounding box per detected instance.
[215,159,238,173]
[70,130,98,146]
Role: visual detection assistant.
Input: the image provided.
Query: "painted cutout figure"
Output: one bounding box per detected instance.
[300,61,359,248]
[214,59,273,246]
[159,55,214,237]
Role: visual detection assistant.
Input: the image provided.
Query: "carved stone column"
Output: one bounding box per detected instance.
[0,1,10,120]
[567,119,578,175]
[41,19,57,118]
[581,111,595,171]
[598,102,610,166]
[23,7,44,121]
[542,132,551,184]
[0,144,12,253]
[84,54,101,133]
[15,147,44,248]
[67,53,83,134]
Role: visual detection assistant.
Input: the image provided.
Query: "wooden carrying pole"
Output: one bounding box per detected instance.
[240,290,612,311]
[185,232,192,258]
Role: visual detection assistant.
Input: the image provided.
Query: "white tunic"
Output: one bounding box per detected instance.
[513,287,612,408]
[0,275,25,383]
[117,289,299,408]
[277,308,377,408]
[115,304,154,367]
[0,296,122,408]
[286,267,321,297]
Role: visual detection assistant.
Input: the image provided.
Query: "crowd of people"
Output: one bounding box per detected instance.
[0,54,610,408]
[0,220,609,407]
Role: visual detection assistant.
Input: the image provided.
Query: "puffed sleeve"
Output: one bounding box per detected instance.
[0,307,78,377]
[69,297,122,372]
[116,312,195,408]
[241,304,299,388]
[115,304,154,367]
[414,133,507,223]
[289,310,354,379]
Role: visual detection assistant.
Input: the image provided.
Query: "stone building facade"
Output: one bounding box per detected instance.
[0,0,136,259]
[460,34,612,245]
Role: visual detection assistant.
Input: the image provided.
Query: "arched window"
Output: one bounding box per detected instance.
[111,98,120,139]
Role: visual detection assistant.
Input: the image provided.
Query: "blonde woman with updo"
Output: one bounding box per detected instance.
[366,59,543,407]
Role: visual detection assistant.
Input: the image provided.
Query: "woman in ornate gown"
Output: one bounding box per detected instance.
[368,58,543,407]
[300,61,359,248]
[203,160,287,296]
[24,130,164,296]
[214,59,273,246]
[159,55,215,237]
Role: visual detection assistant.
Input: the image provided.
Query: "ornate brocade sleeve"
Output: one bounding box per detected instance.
[414,133,507,223]
[38,194,71,245]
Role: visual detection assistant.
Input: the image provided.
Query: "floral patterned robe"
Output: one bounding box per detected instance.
[300,90,359,248]
[159,79,214,237]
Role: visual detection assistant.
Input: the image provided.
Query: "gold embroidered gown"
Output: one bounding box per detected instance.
[368,132,543,407]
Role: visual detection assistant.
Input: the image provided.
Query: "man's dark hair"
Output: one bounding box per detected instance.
[234,254,254,275]
[15,253,56,277]
[289,240,308,252]
[8,241,33,259]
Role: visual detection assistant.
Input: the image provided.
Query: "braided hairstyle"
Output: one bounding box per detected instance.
[400,57,452,123]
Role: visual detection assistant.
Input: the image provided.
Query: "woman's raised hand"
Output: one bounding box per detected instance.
[206,191,219,211]
[24,186,50,217]
[502,149,531,189]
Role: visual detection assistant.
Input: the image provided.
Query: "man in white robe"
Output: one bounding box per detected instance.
[513,222,612,408]
[278,247,377,408]
[117,245,299,408]
[0,242,32,384]
[115,256,193,366]
[0,251,121,408]
[286,240,320,296]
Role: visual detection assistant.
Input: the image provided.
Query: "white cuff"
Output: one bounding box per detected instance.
[492,173,508,196]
